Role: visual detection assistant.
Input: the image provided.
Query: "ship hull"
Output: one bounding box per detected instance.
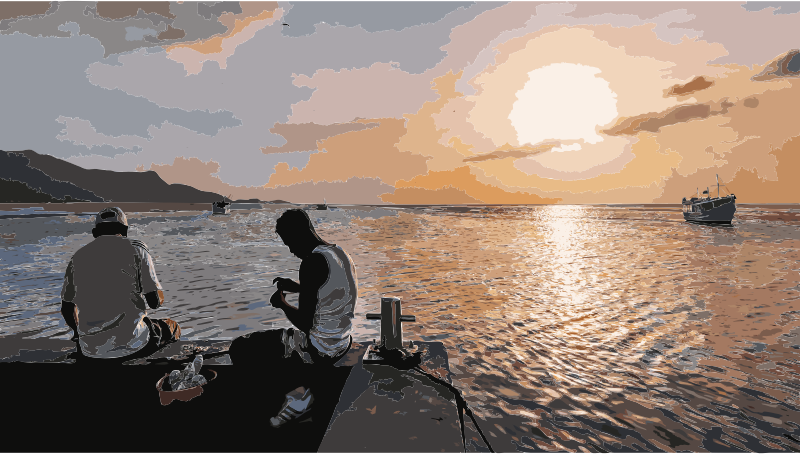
[683,196,736,224]
[212,203,230,215]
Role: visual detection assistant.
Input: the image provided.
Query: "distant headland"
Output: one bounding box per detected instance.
[1,149,223,203]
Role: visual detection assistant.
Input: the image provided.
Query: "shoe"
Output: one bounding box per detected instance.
[269,389,314,428]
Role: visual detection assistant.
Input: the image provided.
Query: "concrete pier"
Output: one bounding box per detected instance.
[320,342,464,452]
[2,341,466,452]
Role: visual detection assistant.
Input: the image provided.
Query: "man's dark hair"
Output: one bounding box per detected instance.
[275,209,324,242]
[92,222,128,238]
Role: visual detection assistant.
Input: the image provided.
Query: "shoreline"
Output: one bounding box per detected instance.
[0,202,214,215]
[0,202,299,219]
[2,201,799,213]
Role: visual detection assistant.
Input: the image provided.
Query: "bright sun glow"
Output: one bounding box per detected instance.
[509,63,618,148]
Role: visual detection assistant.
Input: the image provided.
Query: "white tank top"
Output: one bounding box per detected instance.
[309,244,357,357]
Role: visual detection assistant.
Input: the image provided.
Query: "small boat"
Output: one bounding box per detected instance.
[310,198,328,210]
[212,200,231,215]
[682,174,736,224]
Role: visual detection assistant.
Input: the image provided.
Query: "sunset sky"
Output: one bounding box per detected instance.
[3,1,800,204]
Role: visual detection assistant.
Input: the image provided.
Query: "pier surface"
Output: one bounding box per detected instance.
[3,341,466,452]
[320,342,464,452]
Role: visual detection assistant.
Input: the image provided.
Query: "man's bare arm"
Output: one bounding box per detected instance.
[145,290,165,309]
[271,254,328,333]
[61,301,79,340]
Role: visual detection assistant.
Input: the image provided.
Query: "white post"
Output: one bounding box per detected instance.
[380,296,402,349]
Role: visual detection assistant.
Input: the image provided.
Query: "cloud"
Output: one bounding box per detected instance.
[164,3,281,75]
[0,1,278,59]
[602,99,736,136]
[96,2,175,20]
[0,2,51,22]
[462,144,555,163]
[742,2,800,16]
[666,76,715,96]
[261,121,379,154]
[7,1,800,203]
[56,116,148,152]
[287,63,438,125]
[264,118,428,188]
[744,98,760,108]
[654,134,800,203]
[157,24,186,40]
[383,166,560,204]
[752,50,800,81]
[146,155,261,200]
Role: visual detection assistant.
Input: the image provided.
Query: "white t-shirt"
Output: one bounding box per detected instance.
[308,244,357,357]
[61,235,161,358]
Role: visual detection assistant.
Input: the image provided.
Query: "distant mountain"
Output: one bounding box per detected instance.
[233,199,294,205]
[1,151,103,202]
[1,150,222,203]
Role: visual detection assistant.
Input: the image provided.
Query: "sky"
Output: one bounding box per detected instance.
[2,1,800,204]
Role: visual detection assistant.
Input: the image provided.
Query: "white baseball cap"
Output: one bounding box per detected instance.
[95,207,128,227]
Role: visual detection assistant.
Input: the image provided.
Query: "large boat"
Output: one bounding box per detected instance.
[682,174,736,224]
[212,199,231,215]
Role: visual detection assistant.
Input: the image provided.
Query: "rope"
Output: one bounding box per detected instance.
[411,366,495,453]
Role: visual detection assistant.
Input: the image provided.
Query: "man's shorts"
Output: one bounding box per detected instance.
[74,317,181,362]
[144,317,181,348]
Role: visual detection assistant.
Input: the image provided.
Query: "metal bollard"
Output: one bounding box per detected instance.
[366,296,416,350]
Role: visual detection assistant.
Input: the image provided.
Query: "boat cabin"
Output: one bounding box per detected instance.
[682,194,736,213]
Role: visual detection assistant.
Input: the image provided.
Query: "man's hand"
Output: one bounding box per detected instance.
[273,277,300,293]
[270,289,287,309]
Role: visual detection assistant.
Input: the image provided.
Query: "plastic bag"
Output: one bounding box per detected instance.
[169,355,206,391]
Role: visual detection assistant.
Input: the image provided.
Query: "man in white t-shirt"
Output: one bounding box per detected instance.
[60,207,181,360]
[227,209,357,428]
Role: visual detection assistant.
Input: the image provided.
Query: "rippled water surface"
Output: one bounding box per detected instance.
[2,204,800,451]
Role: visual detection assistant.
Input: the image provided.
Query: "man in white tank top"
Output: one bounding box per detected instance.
[227,209,357,428]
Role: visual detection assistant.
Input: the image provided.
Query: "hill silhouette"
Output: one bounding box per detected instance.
[1,150,222,203]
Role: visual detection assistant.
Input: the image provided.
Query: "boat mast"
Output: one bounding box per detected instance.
[717,174,719,198]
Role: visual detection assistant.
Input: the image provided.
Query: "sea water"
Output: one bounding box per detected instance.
[2,204,800,451]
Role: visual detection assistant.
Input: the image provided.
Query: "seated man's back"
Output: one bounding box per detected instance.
[61,207,180,359]
[308,244,357,357]
[64,236,155,358]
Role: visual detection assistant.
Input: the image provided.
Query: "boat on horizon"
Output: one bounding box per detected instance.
[212,196,231,215]
[682,174,736,224]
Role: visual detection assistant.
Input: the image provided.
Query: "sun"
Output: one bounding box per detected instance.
[508,63,618,150]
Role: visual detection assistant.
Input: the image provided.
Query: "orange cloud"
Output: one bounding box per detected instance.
[395,71,473,172]
[666,76,715,97]
[164,2,278,55]
[263,118,429,188]
[383,166,560,204]
[726,135,800,202]
[603,99,736,136]
[136,156,256,199]
[462,143,555,163]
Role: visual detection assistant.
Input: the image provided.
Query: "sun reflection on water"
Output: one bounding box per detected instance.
[2,204,800,451]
